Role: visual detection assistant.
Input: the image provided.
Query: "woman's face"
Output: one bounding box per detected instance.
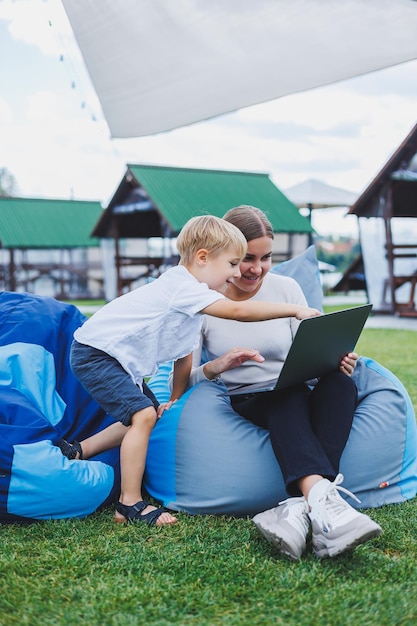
[230,235,273,296]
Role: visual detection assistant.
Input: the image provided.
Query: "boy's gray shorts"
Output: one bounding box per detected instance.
[70,340,159,426]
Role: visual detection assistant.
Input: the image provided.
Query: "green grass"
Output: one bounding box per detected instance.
[1,320,416,625]
[324,303,417,407]
[356,329,417,408]
[62,299,105,308]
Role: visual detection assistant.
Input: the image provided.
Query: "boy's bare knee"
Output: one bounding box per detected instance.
[131,406,157,429]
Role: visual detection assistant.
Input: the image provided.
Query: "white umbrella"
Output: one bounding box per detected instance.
[284,179,359,242]
[284,179,358,210]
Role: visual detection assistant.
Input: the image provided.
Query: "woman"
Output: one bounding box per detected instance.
[187,205,382,560]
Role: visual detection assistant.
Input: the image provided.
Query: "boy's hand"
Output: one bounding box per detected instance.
[157,400,177,419]
[294,306,322,320]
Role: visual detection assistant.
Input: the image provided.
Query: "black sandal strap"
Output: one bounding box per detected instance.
[116,500,149,520]
[57,439,83,460]
[116,501,168,526]
[140,507,169,525]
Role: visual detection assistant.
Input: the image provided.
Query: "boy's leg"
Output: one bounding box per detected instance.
[69,341,178,526]
[60,384,158,459]
[73,422,127,459]
[115,405,177,526]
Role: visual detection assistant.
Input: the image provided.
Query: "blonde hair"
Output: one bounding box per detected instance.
[176,215,247,265]
[223,205,274,242]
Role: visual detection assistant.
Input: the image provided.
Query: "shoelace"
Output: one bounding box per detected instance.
[278,496,310,536]
[317,473,361,530]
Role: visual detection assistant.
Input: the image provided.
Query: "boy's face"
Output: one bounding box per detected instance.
[199,246,242,291]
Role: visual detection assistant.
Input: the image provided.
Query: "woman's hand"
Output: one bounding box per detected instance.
[339,352,359,376]
[203,347,265,380]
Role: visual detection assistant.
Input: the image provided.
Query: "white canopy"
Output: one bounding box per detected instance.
[284,179,359,209]
[61,0,417,139]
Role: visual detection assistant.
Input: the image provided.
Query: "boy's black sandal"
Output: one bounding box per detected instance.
[115,500,169,526]
[57,439,83,460]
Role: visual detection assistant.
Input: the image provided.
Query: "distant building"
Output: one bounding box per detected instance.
[0,197,103,299]
[348,123,417,317]
[91,164,313,300]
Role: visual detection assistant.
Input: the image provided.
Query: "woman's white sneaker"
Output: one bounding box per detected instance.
[308,474,382,559]
[252,496,310,560]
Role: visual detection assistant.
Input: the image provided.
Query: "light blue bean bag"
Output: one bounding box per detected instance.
[145,247,417,516]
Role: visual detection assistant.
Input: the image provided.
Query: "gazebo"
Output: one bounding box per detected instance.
[0,197,103,299]
[91,164,313,299]
[348,123,417,317]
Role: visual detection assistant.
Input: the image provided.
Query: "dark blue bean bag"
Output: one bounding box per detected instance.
[0,292,120,523]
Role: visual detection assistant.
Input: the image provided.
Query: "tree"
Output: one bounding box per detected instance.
[0,167,18,197]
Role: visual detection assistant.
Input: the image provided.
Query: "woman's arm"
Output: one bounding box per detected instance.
[201,347,265,380]
[168,345,265,390]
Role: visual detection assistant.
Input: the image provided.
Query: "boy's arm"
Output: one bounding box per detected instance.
[202,299,321,321]
[171,353,192,401]
[157,353,192,418]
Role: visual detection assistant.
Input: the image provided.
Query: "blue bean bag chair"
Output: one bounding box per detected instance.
[144,247,417,516]
[0,292,120,523]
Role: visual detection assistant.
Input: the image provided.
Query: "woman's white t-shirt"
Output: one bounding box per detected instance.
[190,272,307,392]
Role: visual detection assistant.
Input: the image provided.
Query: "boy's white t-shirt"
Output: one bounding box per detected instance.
[74,265,224,385]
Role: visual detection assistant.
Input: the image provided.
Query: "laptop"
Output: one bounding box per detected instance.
[227,303,373,396]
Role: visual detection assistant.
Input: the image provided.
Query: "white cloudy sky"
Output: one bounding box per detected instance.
[1,0,417,237]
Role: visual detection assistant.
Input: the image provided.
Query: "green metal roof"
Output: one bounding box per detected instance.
[127,164,313,233]
[0,197,103,248]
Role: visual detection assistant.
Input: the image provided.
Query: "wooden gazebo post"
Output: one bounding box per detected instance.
[384,185,395,314]
[9,248,16,292]
[114,215,123,297]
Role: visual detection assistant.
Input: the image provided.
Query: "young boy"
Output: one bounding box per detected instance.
[60,215,321,527]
